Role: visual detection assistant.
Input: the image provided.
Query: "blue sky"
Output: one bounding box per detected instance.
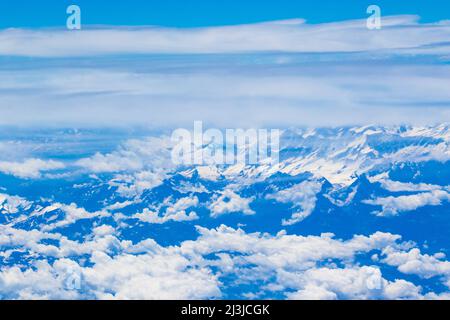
[0,0,449,28]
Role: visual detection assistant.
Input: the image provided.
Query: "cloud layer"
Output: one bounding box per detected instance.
[1,15,450,127]
[1,224,449,299]
[1,16,450,57]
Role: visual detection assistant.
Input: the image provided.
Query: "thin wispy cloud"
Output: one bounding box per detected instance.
[1,59,449,127]
[1,16,450,57]
[0,15,449,127]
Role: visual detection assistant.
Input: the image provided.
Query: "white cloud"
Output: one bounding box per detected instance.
[40,203,110,231]
[76,152,143,173]
[92,225,116,237]
[0,158,65,179]
[76,137,173,173]
[104,200,139,211]
[382,247,450,284]
[1,224,449,299]
[0,17,450,128]
[1,16,450,57]
[368,174,447,192]
[209,190,255,217]
[286,284,338,300]
[283,267,422,300]
[0,260,82,299]
[82,250,220,299]
[133,196,199,224]
[76,137,174,196]
[196,166,221,181]
[0,252,220,300]
[363,190,450,216]
[178,226,444,299]
[266,180,323,225]
[1,65,450,128]
[108,171,165,198]
[0,193,32,214]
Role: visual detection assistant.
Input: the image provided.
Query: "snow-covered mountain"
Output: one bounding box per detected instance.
[0,124,449,299]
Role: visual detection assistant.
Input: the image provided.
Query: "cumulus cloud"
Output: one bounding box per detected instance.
[83,250,220,299]
[0,260,83,299]
[76,152,143,173]
[76,137,173,173]
[0,193,31,214]
[209,189,255,217]
[0,158,65,179]
[381,247,450,285]
[266,179,323,225]
[368,173,447,192]
[108,171,165,197]
[0,250,220,300]
[133,197,199,224]
[363,190,450,216]
[40,203,110,231]
[363,172,450,216]
[1,224,449,299]
[283,267,422,300]
[76,137,174,196]
[0,225,62,258]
